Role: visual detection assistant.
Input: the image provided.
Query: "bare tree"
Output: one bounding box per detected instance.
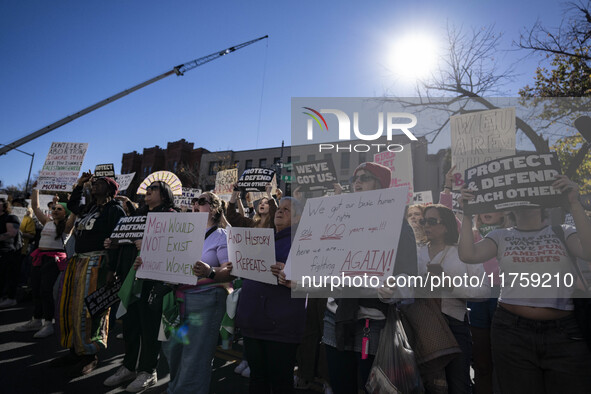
[518,1,591,61]
[388,23,551,152]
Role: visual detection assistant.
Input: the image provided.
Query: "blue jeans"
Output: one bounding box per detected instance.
[163,287,227,394]
[491,305,591,393]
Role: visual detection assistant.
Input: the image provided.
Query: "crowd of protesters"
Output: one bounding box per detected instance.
[0,157,590,394]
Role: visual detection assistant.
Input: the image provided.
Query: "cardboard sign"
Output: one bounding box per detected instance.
[293,159,338,191]
[174,188,203,210]
[137,212,208,285]
[374,146,413,203]
[412,191,433,205]
[84,279,122,318]
[463,153,562,214]
[227,227,277,285]
[215,168,238,194]
[115,173,135,192]
[237,168,275,191]
[110,216,147,244]
[451,108,516,189]
[10,207,27,224]
[288,186,408,284]
[94,163,115,178]
[37,142,88,192]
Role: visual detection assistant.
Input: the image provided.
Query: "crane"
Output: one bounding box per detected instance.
[0,35,268,156]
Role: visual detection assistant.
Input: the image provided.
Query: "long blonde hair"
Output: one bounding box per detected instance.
[202,192,229,229]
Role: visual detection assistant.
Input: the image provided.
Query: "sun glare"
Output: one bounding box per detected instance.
[388,33,439,80]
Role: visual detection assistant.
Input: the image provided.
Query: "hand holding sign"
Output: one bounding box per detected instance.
[193,260,211,278]
[552,175,580,206]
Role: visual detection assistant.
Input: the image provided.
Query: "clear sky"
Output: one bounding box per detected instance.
[0,0,569,188]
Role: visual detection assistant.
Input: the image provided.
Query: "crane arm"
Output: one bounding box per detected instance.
[0,35,268,156]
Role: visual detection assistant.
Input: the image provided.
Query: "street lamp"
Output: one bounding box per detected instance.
[0,144,35,194]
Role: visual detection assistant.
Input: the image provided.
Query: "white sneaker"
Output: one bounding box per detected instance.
[0,298,16,308]
[126,371,157,392]
[33,321,54,338]
[116,332,124,340]
[323,382,334,394]
[104,365,136,387]
[241,366,251,378]
[15,318,42,332]
[234,360,248,374]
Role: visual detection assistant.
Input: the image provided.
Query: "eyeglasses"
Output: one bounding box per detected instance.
[196,197,211,206]
[419,218,444,226]
[350,174,378,184]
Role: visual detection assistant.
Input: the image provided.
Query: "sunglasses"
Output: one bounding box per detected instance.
[350,174,378,184]
[196,197,211,206]
[419,218,444,226]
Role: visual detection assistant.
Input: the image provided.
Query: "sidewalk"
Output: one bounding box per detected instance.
[0,299,322,393]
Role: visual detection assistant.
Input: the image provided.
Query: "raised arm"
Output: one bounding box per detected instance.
[31,184,49,225]
[555,175,591,261]
[457,188,498,264]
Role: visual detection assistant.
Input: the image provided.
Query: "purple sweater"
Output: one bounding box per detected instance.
[235,226,306,343]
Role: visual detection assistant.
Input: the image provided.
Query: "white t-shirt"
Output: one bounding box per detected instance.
[486,225,576,310]
[417,245,489,321]
[38,221,69,250]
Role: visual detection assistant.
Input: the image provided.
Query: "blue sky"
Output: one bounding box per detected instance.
[0,0,568,188]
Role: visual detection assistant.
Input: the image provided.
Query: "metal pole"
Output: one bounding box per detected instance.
[25,152,34,195]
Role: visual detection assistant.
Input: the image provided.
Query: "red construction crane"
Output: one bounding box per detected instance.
[0,35,268,156]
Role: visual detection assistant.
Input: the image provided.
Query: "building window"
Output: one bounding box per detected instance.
[259,158,267,168]
[341,153,350,169]
[245,159,253,170]
[358,152,367,164]
[208,161,219,176]
[274,157,281,165]
[234,160,240,169]
[307,154,315,162]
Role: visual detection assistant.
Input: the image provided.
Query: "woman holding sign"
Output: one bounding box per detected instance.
[51,172,125,376]
[104,180,179,392]
[164,191,233,394]
[227,183,277,229]
[458,175,591,393]
[235,196,306,394]
[14,183,75,338]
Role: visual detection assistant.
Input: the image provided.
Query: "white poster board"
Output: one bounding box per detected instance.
[374,146,413,203]
[12,207,27,223]
[174,187,203,210]
[227,227,277,285]
[450,108,516,188]
[412,191,433,205]
[115,173,135,192]
[137,212,208,285]
[215,168,238,195]
[288,187,408,284]
[37,142,88,192]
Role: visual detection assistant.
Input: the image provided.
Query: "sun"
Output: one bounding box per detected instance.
[388,33,439,80]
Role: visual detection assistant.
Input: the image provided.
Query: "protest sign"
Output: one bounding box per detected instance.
[227,227,277,285]
[412,191,433,205]
[137,212,208,285]
[37,142,88,192]
[115,173,135,191]
[293,159,338,191]
[451,192,463,215]
[215,168,238,194]
[110,216,147,244]
[374,146,413,203]
[237,168,275,191]
[85,279,122,318]
[94,163,115,178]
[288,186,408,285]
[174,188,203,210]
[463,153,562,215]
[451,108,516,188]
[12,207,27,223]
